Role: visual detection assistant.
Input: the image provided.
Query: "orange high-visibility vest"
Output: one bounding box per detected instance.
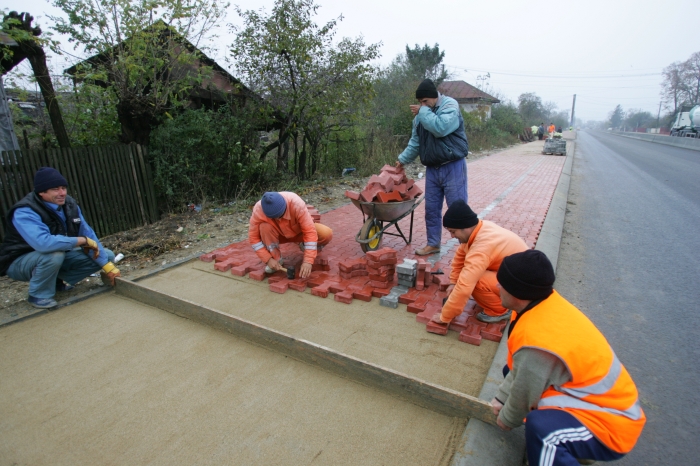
[507,291,645,453]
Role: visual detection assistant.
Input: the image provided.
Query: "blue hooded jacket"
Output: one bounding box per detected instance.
[398,94,469,167]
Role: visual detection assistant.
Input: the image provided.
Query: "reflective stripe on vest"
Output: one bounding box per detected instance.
[539,395,643,421]
[303,241,317,250]
[251,241,265,251]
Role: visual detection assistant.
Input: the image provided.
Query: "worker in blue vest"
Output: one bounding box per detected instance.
[0,167,120,308]
[396,79,469,256]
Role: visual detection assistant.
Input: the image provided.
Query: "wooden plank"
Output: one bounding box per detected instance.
[82,147,108,237]
[14,150,33,196]
[127,146,148,225]
[135,145,158,222]
[99,145,125,233]
[112,145,141,229]
[115,279,498,425]
[71,148,98,234]
[95,147,122,235]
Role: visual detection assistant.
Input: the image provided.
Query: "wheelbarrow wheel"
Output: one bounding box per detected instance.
[359,218,383,253]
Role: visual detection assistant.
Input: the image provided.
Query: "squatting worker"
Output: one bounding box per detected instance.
[395,78,468,256]
[429,200,528,325]
[0,167,120,309]
[491,250,645,465]
[249,192,333,279]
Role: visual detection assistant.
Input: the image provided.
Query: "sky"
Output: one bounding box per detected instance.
[6,0,699,122]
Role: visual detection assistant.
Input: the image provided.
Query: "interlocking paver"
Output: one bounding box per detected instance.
[200,144,564,346]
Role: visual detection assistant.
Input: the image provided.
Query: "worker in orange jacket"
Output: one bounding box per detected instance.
[491,250,645,465]
[249,192,332,278]
[548,122,556,138]
[430,200,528,325]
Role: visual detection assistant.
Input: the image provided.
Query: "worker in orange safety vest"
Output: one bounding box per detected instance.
[249,192,332,278]
[491,250,645,465]
[548,122,556,138]
[429,200,528,325]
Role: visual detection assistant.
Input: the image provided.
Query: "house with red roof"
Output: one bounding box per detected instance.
[437,80,500,119]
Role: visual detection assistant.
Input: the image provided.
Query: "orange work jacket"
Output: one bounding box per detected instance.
[507,291,645,453]
[248,192,319,264]
[548,124,555,133]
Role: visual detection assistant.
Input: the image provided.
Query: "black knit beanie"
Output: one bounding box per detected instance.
[34,167,68,194]
[443,200,479,229]
[415,79,438,99]
[497,250,555,301]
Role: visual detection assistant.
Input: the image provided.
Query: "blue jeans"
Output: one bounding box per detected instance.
[7,248,115,298]
[425,158,468,247]
[525,409,625,465]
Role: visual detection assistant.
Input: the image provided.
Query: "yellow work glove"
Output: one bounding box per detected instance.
[100,261,121,286]
[81,236,100,259]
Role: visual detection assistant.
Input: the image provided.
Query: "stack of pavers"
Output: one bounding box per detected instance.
[366,247,398,288]
[345,165,423,203]
[396,259,417,287]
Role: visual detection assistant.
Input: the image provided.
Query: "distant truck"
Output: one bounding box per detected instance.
[670,104,700,138]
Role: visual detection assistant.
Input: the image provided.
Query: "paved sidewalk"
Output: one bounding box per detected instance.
[200,140,565,347]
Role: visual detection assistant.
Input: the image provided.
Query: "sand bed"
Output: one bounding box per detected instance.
[0,293,467,465]
[138,261,496,396]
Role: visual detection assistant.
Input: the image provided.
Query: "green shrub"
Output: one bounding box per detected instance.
[148,107,266,210]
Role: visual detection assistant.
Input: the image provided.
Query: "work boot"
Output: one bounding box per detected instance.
[27,295,58,309]
[265,258,284,274]
[577,460,596,465]
[475,310,512,323]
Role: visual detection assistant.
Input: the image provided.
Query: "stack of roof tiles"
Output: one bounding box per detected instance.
[345,165,423,204]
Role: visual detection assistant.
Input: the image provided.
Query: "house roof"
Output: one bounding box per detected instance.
[438,80,500,104]
[63,20,257,102]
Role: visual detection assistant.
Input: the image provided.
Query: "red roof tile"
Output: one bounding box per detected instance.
[438,81,500,104]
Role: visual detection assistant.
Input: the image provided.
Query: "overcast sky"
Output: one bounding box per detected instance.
[7,0,699,122]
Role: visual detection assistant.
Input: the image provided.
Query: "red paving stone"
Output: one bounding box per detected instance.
[200,147,565,345]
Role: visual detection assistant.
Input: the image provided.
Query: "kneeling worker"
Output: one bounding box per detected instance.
[249,192,332,279]
[430,200,528,325]
[0,167,120,309]
[491,250,645,464]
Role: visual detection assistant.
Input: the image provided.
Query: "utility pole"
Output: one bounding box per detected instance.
[656,101,662,132]
[570,94,576,128]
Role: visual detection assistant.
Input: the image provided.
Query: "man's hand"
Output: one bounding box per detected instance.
[300,262,312,279]
[101,262,121,286]
[490,398,511,431]
[81,236,100,259]
[490,397,503,416]
[266,258,283,271]
[410,104,421,116]
[430,313,448,325]
[445,284,455,297]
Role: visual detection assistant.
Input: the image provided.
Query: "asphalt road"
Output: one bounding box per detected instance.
[555,131,700,465]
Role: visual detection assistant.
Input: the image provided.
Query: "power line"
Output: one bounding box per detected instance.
[445,64,662,79]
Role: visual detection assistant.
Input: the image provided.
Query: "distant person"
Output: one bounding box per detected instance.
[248,192,332,278]
[396,79,469,256]
[557,126,562,133]
[429,200,528,325]
[0,167,120,309]
[548,122,556,138]
[537,123,545,140]
[491,250,645,465]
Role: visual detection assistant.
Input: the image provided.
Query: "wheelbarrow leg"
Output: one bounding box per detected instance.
[409,209,414,244]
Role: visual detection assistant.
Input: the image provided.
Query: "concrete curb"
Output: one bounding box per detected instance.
[607,131,700,152]
[451,137,575,466]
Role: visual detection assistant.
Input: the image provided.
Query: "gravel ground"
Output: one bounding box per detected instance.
[0,149,500,321]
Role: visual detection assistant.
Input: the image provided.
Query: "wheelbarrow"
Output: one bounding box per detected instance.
[351,195,425,253]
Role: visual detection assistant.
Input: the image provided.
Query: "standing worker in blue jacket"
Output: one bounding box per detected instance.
[396,79,469,256]
[0,167,120,309]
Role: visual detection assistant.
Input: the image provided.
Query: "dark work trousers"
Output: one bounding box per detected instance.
[424,158,468,247]
[501,364,625,465]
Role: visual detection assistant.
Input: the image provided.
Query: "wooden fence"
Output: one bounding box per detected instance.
[0,144,158,241]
